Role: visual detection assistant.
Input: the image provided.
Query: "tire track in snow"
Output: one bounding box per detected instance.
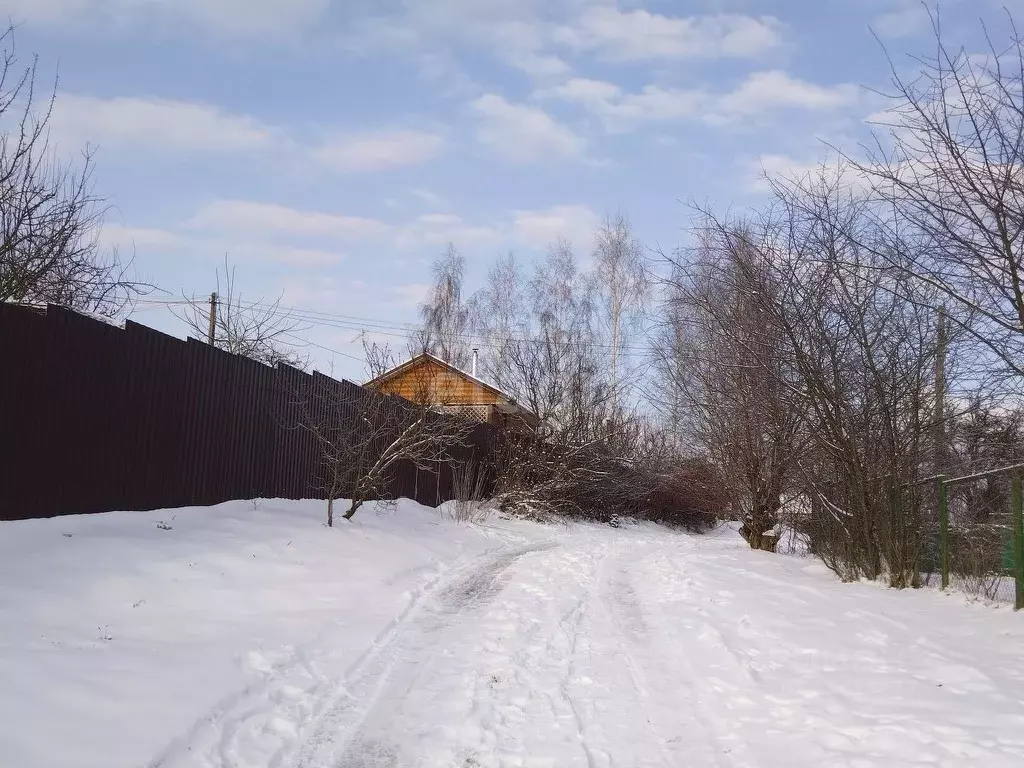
[561,596,599,768]
[647,548,763,766]
[454,541,614,768]
[297,542,557,768]
[598,546,680,768]
[145,539,552,768]
[600,542,733,768]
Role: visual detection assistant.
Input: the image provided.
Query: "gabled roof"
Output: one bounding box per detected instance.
[365,352,533,415]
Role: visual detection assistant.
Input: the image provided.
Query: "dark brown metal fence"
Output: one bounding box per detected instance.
[0,304,495,521]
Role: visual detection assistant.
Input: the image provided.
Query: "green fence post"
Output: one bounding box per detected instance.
[939,477,950,590]
[1013,474,1023,611]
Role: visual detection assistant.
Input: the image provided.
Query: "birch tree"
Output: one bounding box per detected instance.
[468,252,527,388]
[414,242,471,369]
[593,214,648,415]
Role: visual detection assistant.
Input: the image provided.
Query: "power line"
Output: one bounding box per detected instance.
[134,293,657,355]
[280,333,366,366]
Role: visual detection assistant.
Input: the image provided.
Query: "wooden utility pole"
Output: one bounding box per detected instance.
[207,292,217,346]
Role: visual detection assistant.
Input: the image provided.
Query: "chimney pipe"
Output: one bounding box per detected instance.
[471,348,479,378]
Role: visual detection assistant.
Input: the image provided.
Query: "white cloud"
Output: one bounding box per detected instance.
[52,95,447,175]
[716,70,858,117]
[744,153,871,195]
[543,77,622,105]
[507,51,571,78]
[96,224,179,251]
[353,4,783,87]
[473,94,585,162]
[513,204,600,250]
[489,18,571,78]
[385,201,606,255]
[873,3,930,39]
[538,78,703,132]
[51,94,277,153]
[556,8,783,61]
[394,213,502,249]
[312,130,444,172]
[409,188,448,207]
[745,154,823,192]
[189,200,388,239]
[232,244,346,267]
[173,0,328,39]
[539,71,858,132]
[353,3,569,80]
[390,283,432,310]
[0,0,328,39]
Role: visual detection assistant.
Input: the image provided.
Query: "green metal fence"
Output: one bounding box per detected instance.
[929,465,1024,610]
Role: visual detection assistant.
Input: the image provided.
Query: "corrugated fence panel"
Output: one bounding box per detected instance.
[1,306,47,518]
[0,305,499,520]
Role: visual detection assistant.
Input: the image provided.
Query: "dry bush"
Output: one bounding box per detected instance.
[949,498,1014,601]
[450,455,490,524]
[643,458,727,532]
[493,430,724,532]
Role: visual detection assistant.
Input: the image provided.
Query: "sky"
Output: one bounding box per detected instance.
[5,0,1017,380]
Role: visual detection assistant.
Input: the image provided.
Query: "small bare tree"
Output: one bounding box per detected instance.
[176,257,307,368]
[361,334,397,379]
[0,26,142,316]
[301,375,475,525]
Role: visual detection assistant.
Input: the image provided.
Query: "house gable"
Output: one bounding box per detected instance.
[365,353,539,432]
[370,356,506,406]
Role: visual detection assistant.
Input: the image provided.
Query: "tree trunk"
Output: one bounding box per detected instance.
[344,498,363,520]
[741,495,780,552]
[326,497,334,527]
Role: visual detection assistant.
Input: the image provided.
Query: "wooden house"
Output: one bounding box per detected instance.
[365,352,539,432]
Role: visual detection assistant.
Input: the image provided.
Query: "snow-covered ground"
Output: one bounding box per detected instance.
[2,500,1023,767]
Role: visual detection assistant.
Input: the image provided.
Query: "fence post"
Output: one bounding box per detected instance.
[1013,474,1023,611]
[938,477,950,590]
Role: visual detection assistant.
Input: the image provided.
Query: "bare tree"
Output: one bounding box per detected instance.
[414,242,471,368]
[176,257,307,368]
[505,239,606,428]
[300,375,474,525]
[649,283,691,451]
[773,166,942,581]
[468,251,528,387]
[361,334,397,380]
[851,9,1024,394]
[593,213,648,415]
[657,216,804,550]
[0,26,142,316]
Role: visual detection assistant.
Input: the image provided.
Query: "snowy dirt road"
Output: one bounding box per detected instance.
[4,501,1024,768]
[155,523,1024,768]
